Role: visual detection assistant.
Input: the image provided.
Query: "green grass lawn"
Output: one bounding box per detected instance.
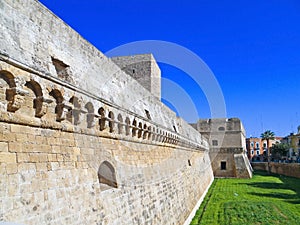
[190,171,300,225]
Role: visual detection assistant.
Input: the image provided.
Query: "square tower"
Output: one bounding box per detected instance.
[111,54,161,99]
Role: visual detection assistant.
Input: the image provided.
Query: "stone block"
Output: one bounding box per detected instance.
[36,163,48,172]
[51,146,61,153]
[6,163,18,174]
[17,153,30,162]
[0,152,17,163]
[29,153,48,163]
[9,142,23,153]
[10,124,23,133]
[0,132,16,142]
[47,154,57,162]
[15,133,29,142]
[0,142,8,152]
[18,163,36,174]
[50,162,60,171]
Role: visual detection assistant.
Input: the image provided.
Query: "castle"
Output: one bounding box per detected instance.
[0,0,250,224]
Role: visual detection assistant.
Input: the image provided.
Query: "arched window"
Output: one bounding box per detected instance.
[98,161,117,189]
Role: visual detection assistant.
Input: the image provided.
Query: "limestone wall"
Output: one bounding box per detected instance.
[0,0,214,224]
[251,162,300,178]
[0,0,201,140]
[0,121,214,224]
[0,41,212,225]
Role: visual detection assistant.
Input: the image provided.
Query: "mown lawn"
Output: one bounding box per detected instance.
[190,171,300,225]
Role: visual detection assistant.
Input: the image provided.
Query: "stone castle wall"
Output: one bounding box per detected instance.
[251,162,300,179]
[0,0,214,224]
[0,120,213,224]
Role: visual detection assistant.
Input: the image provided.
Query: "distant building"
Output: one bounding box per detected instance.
[192,118,252,178]
[246,137,282,161]
[282,126,300,161]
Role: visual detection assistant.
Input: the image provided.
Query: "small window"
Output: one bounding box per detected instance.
[218,126,225,131]
[250,142,254,147]
[52,57,73,83]
[173,125,177,133]
[221,161,226,170]
[212,140,218,146]
[256,150,260,155]
[145,110,151,120]
[255,142,260,149]
[251,150,254,155]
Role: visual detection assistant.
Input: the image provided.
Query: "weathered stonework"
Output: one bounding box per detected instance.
[0,0,214,224]
[251,162,300,179]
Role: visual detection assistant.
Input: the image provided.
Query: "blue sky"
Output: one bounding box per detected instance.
[39,0,300,137]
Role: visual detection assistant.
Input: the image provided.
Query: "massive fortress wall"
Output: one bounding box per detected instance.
[0,0,214,224]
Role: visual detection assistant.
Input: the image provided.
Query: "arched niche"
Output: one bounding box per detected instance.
[98,161,117,189]
[49,89,65,121]
[0,70,16,111]
[85,102,95,128]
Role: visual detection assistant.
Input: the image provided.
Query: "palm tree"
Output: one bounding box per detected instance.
[261,130,275,173]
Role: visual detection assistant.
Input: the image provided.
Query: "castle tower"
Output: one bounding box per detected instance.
[111,54,161,99]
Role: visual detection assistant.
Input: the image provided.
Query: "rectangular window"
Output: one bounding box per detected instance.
[212,140,218,146]
[221,161,226,170]
[251,150,254,155]
[256,150,260,155]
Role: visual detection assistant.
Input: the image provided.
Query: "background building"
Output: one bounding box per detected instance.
[246,137,282,161]
[282,126,300,162]
[192,118,252,178]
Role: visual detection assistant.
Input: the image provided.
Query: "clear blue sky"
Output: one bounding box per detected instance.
[39,0,300,137]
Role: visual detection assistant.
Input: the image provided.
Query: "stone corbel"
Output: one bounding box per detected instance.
[71,107,87,126]
[86,113,97,128]
[54,103,66,122]
[33,96,53,118]
[6,87,28,112]
[99,115,107,131]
